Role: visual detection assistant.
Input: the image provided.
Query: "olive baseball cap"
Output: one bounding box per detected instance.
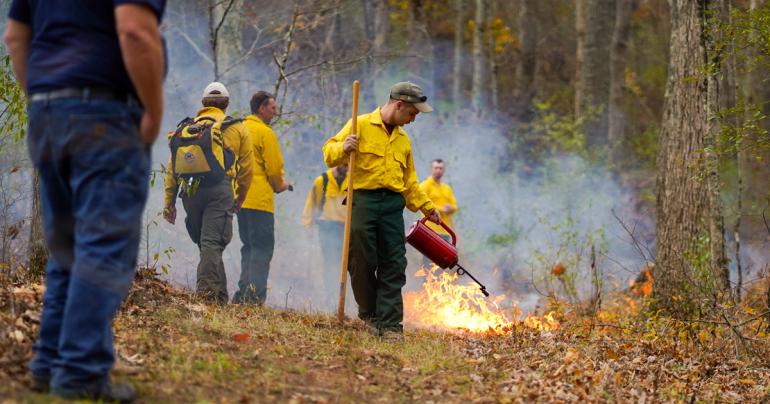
[389,81,433,113]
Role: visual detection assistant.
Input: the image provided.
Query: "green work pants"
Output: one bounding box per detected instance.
[180,179,234,304]
[233,209,274,305]
[348,189,407,332]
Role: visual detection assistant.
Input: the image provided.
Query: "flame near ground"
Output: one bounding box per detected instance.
[403,266,558,334]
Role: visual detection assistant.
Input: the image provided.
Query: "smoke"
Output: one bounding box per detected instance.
[140,8,664,316]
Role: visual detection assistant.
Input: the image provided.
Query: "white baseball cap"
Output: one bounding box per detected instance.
[202,82,229,99]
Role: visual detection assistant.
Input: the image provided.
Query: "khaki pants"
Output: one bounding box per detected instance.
[181,179,234,304]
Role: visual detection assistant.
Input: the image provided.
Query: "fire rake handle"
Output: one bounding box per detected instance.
[455,265,490,297]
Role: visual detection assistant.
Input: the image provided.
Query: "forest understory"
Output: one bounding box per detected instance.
[2,268,770,403]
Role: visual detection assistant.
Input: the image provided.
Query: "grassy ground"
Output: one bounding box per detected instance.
[3,269,770,402]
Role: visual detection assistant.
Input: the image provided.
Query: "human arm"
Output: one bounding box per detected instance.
[402,150,437,218]
[3,19,31,92]
[115,3,164,144]
[443,187,458,214]
[263,128,290,193]
[233,126,255,210]
[301,177,323,227]
[322,119,354,168]
[163,155,178,224]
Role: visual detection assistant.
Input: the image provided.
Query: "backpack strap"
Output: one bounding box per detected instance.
[319,172,329,213]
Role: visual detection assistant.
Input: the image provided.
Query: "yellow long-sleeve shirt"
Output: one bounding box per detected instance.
[419,177,458,236]
[164,106,254,206]
[302,169,348,226]
[322,108,434,215]
[241,115,288,213]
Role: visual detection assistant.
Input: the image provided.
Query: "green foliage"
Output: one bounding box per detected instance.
[628,125,659,171]
[511,101,592,166]
[0,55,27,147]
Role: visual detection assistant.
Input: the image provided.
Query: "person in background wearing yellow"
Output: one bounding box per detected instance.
[302,164,348,307]
[419,158,458,249]
[233,91,292,305]
[164,82,254,305]
[323,81,441,341]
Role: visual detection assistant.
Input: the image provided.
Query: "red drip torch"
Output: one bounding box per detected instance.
[406,217,489,297]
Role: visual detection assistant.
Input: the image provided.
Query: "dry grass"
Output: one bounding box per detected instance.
[2,269,770,402]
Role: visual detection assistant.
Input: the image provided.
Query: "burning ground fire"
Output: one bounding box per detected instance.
[403,266,558,334]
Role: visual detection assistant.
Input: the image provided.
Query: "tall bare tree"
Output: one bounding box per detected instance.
[514,0,538,121]
[608,0,638,170]
[654,0,728,315]
[574,0,586,116]
[452,0,464,106]
[471,0,485,114]
[576,0,614,147]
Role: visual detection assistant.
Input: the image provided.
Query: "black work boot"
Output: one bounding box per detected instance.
[53,382,137,403]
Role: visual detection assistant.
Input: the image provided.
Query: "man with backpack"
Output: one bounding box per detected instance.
[302,164,348,306]
[163,82,254,305]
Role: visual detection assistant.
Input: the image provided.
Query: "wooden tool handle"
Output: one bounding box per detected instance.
[338,80,359,322]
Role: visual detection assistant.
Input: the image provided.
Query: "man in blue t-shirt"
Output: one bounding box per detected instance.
[4,1,165,401]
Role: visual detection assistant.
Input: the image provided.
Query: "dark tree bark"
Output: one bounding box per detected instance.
[471,0,485,114]
[608,0,638,171]
[654,0,728,315]
[514,0,538,121]
[452,0,464,106]
[28,171,47,279]
[577,0,614,147]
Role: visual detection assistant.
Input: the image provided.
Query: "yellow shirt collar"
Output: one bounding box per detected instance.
[369,108,405,137]
[196,106,226,121]
[246,114,267,126]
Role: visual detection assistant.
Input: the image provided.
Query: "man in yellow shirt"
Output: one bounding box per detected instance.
[302,164,348,305]
[163,82,254,304]
[419,159,458,267]
[233,91,291,305]
[323,81,440,340]
[420,159,458,240]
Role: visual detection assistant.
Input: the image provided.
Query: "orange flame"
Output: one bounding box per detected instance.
[403,266,559,334]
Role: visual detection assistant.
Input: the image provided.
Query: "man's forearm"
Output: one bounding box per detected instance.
[116,4,164,119]
[3,20,31,92]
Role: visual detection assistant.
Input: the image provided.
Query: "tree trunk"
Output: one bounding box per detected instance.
[654,0,728,316]
[574,0,586,117]
[210,0,245,102]
[452,0,464,107]
[608,0,638,171]
[471,0,485,115]
[577,0,614,147]
[372,0,388,107]
[487,0,498,114]
[514,0,538,121]
[28,171,47,279]
[741,0,770,244]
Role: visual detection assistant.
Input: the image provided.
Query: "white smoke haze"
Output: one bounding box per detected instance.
[136,6,667,318]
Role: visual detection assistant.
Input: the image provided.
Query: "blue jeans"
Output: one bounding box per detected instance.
[26,97,150,392]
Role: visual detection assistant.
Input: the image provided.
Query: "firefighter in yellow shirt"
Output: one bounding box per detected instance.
[163,82,254,304]
[419,158,458,266]
[233,91,292,305]
[301,164,348,306]
[323,81,440,340]
[420,159,458,239]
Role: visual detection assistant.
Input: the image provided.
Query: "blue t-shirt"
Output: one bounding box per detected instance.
[7,0,166,95]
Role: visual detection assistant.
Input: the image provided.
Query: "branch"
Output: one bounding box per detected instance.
[611,208,653,263]
[170,28,214,66]
[273,3,301,102]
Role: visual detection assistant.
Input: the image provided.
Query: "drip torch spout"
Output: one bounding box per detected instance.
[455,265,490,297]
